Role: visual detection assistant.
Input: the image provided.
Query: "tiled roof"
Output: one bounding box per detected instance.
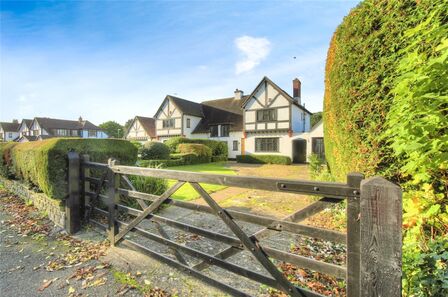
[34,117,102,135]
[135,116,156,137]
[168,95,204,117]
[0,122,20,132]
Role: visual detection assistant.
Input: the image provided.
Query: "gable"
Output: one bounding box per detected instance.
[154,97,182,120]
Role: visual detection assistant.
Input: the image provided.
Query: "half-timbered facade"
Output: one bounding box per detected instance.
[125,116,156,142]
[152,76,320,161]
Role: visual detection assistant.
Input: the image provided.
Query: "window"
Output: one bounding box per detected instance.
[233,140,238,151]
[186,118,190,128]
[255,138,279,152]
[163,119,175,128]
[220,125,230,137]
[54,129,68,136]
[256,109,277,122]
[71,130,80,136]
[210,125,218,137]
[8,132,12,138]
[88,130,97,137]
[33,130,38,136]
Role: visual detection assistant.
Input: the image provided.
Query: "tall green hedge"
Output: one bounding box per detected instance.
[325,1,447,295]
[324,0,444,180]
[3,138,137,200]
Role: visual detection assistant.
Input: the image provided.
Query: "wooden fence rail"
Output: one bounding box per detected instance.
[66,152,402,297]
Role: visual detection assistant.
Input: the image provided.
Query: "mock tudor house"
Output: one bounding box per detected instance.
[153,76,324,162]
[125,116,157,142]
[0,120,20,142]
[17,117,108,142]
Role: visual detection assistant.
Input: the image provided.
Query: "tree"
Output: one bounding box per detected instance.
[310,112,322,128]
[123,118,134,134]
[99,121,124,138]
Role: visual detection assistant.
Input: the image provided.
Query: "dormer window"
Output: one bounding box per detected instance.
[163,119,175,128]
[257,109,277,122]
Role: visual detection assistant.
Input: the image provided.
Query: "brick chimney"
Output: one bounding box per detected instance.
[234,89,244,100]
[293,78,301,105]
[12,119,18,124]
[78,116,83,122]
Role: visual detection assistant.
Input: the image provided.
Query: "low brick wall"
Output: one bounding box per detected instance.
[0,177,66,228]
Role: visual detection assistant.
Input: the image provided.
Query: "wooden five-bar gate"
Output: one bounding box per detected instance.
[66,152,402,297]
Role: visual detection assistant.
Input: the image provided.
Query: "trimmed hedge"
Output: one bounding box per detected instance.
[236,154,292,165]
[165,137,228,157]
[0,142,18,178]
[211,155,228,162]
[3,138,137,200]
[140,141,170,160]
[177,143,212,157]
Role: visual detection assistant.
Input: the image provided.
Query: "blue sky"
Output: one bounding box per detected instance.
[1,0,359,125]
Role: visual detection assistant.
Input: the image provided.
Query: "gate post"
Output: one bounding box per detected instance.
[80,154,90,221]
[346,172,364,297]
[66,152,81,234]
[360,177,402,297]
[107,158,120,245]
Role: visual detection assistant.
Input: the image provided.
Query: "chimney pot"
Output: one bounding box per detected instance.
[234,89,244,100]
[293,78,301,105]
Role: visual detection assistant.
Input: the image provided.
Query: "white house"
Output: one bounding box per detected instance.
[125,116,157,143]
[0,120,20,142]
[152,76,323,162]
[17,117,108,142]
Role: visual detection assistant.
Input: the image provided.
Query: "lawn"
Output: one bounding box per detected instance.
[165,162,236,201]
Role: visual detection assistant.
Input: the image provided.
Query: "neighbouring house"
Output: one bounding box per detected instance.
[0,120,20,142]
[153,76,323,162]
[17,119,33,137]
[17,117,108,142]
[124,116,157,142]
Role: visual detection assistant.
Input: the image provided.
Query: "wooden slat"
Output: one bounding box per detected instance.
[111,165,358,198]
[118,188,346,244]
[113,181,185,244]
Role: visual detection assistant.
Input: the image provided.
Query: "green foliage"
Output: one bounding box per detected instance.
[164,137,228,157]
[177,143,212,157]
[140,141,170,160]
[236,154,292,165]
[310,112,323,128]
[5,138,137,200]
[403,237,448,297]
[0,142,18,178]
[325,1,447,295]
[98,121,124,138]
[309,154,325,179]
[130,140,143,152]
[124,175,168,208]
[123,118,134,134]
[211,155,228,162]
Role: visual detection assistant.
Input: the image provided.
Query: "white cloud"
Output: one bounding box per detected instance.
[234,35,271,75]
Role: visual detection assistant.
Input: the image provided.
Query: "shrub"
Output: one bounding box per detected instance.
[211,155,228,162]
[8,138,137,200]
[0,142,18,178]
[123,175,168,208]
[139,158,185,168]
[177,143,212,157]
[164,137,228,157]
[140,141,170,160]
[236,154,291,165]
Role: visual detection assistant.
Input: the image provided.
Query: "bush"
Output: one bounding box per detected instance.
[164,137,228,157]
[140,141,170,160]
[139,158,185,168]
[123,175,168,208]
[236,154,291,165]
[211,155,228,162]
[177,143,212,157]
[6,138,137,200]
[0,142,18,178]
